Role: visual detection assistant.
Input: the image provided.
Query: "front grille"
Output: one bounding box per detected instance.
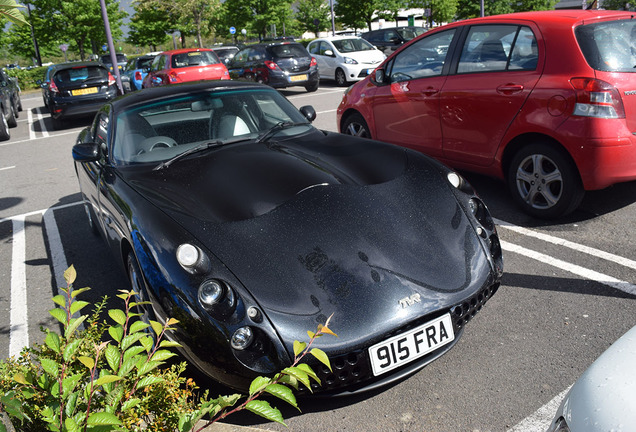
[305,281,500,394]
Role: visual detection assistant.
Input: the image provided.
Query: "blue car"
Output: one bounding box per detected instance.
[122,55,155,91]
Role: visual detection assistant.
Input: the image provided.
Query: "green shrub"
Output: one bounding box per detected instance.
[0,265,335,432]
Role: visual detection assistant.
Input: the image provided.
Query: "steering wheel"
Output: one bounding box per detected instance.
[140,136,177,152]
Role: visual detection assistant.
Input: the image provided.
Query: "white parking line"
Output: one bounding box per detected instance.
[507,386,572,432]
[0,166,15,171]
[34,107,49,138]
[9,216,28,357]
[43,208,71,291]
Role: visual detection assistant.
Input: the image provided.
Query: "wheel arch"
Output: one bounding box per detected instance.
[339,108,368,135]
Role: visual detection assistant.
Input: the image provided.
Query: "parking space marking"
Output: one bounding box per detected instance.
[0,165,15,171]
[34,107,50,138]
[43,208,71,291]
[507,386,572,432]
[497,219,636,270]
[0,129,77,148]
[9,216,28,357]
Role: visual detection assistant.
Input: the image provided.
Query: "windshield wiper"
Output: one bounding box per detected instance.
[255,121,310,144]
[153,136,251,171]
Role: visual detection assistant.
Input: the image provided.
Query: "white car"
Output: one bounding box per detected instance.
[546,325,636,432]
[307,36,385,86]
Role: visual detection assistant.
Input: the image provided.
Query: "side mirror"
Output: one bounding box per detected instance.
[299,105,316,122]
[142,67,150,73]
[324,49,334,57]
[374,68,387,85]
[72,142,101,162]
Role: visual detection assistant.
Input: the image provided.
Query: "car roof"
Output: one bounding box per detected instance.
[108,80,275,114]
[312,36,365,42]
[447,9,636,26]
[51,61,106,72]
[159,48,214,56]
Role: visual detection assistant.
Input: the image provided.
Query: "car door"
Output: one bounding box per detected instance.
[371,29,458,158]
[318,41,337,78]
[145,54,168,87]
[440,24,542,167]
[228,48,250,80]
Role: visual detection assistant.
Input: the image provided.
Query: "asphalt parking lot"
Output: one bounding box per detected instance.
[1,86,634,432]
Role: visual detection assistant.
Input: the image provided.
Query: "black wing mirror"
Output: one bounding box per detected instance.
[374,68,388,85]
[72,142,101,162]
[299,105,316,122]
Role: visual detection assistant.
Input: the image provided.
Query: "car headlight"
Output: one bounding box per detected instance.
[176,243,210,274]
[344,56,358,64]
[198,279,236,314]
[231,326,254,350]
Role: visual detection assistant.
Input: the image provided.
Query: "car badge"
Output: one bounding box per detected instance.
[399,293,421,308]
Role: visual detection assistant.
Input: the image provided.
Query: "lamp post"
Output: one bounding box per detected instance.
[99,0,124,95]
[26,1,42,67]
[330,0,336,36]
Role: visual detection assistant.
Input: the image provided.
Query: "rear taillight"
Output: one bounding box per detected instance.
[570,77,625,119]
[49,80,59,94]
[134,71,142,80]
[264,60,280,71]
[310,57,317,67]
[107,72,116,87]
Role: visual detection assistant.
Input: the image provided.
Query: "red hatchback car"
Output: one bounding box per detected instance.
[142,48,229,88]
[338,10,636,218]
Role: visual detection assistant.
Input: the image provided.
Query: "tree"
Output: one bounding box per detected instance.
[221,0,295,41]
[513,0,557,11]
[0,0,29,26]
[376,0,408,27]
[295,0,331,35]
[334,0,377,32]
[455,0,513,20]
[601,0,632,9]
[127,1,171,51]
[408,0,458,27]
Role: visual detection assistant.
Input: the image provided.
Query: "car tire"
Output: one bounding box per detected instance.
[12,97,20,118]
[342,112,371,138]
[507,142,584,219]
[0,110,10,141]
[127,252,156,327]
[6,103,17,128]
[305,81,319,92]
[17,95,22,112]
[335,68,347,86]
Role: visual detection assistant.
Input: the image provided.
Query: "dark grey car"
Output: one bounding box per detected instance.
[361,26,427,54]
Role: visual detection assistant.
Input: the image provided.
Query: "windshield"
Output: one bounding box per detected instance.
[332,38,375,53]
[171,50,220,68]
[397,27,426,41]
[112,88,313,165]
[576,19,636,72]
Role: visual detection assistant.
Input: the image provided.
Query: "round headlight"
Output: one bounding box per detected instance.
[199,280,225,307]
[231,326,254,350]
[177,243,199,267]
[447,172,462,189]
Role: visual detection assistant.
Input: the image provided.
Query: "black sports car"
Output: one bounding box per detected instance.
[72,81,503,395]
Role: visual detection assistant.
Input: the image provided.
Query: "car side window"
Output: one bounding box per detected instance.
[308,42,319,55]
[388,29,456,83]
[319,42,331,56]
[458,25,537,73]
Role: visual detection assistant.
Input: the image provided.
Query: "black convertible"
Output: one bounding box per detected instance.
[72,81,503,394]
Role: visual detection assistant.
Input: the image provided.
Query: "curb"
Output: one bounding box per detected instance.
[196,421,271,431]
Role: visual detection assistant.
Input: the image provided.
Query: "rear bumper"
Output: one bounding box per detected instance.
[268,69,319,88]
[50,91,116,120]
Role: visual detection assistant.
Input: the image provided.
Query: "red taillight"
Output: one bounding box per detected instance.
[264,60,279,71]
[107,72,116,87]
[49,80,59,94]
[134,71,142,80]
[310,57,317,67]
[569,77,625,119]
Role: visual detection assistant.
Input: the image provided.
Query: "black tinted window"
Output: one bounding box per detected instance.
[267,44,309,59]
[53,66,108,85]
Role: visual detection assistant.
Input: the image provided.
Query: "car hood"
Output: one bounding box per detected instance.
[341,49,385,64]
[122,132,493,350]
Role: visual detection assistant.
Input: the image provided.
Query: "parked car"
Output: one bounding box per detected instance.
[71,80,503,394]
[546,325,636,432]
[100,53,128,73]
[227,41,319,92]
[211,45,240,65]
[40,64,56,109]
[42,61,117,129]
[0,70,20,141]
[307,36,386,86]
[142,48,229,88]
[361,26,426,55]
[338,10,636,219]
[0,68,21,120]
[122,54,155,91]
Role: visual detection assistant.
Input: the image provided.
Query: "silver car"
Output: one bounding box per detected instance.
[547,325,636,432]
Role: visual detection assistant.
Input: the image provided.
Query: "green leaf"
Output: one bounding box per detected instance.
[248,376,271,395]
[121,333,145,351]
[118,356,140,377]
[150,320,163,337]
[70,286,91,298]
[40,357,60,378]
[310,348,331,372]
[108,309,127,326]
[104,344,120,372]
[70,300,90,315]
[64,416,80,432]
[49,307,67,325]
[108,325,124,343]
[293,340,306,357]
[245,400,286,426]
[52,295,66,308]
[296,363,320,384]
[62,374,83,397]
[129,320,149,334]
[65,315,87,339]
[140,335,154,352]
[63,339,82,362]
[64,265,77,285]
[45,331,61,354]
[13,372,29,385]
[264,383,298,409]
[79,356,95,370]
[281,366,311,390]
[94,375,122,387]
[65,391,79,418]
[123,345,145,363]
[86,412,122,426]
[136,360,162,377]
[150,349,176,362]
[278,374,299,390]
[121,398,141,412]
[307,330,315,339]
[158,340,181,349]
[136,376,164,389]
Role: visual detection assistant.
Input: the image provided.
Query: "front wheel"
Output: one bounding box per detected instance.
[341,112,371,138]
[335,68,347,86]
[6,103,16,128]
[507,143,584,219]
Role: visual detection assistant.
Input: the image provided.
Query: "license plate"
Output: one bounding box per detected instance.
[368,313,455,376]
[71,87,98,96]
[289,74,308,82]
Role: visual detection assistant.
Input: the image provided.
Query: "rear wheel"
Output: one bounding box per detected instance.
[305,80,319,92]
[335,68,347,86]
[342,112,371,138]
[0,110,10,141]
[507,142,584,219]
[12,97,20,118]
[6,103,16,128]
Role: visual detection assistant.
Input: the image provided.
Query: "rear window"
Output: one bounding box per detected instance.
[101,54,127,63]
[171,51,220,68]
[576,19,636,72]
[53,66,108,84]
[397,27,426,41]
[267,44,309,59]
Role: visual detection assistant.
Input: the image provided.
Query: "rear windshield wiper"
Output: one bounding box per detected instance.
[153,137,250,171]
[255,121,310,144]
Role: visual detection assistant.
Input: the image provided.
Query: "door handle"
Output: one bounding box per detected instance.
[497,84,524,95]
[421,87,439,96]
